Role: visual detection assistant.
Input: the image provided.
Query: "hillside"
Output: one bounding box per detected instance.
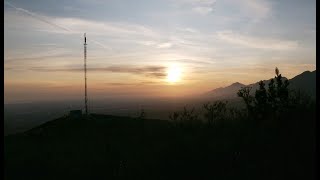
[289,70,316,97]
[205,82,245,98]
[5,109,316,180]
[5,114,172,180]
[205,70,316,99]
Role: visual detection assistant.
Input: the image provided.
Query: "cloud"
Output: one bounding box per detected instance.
[176,27,198,33]
[227,0,271,22]
[146,72,167,77]
[29,65,167,78]
[4,1,72,32]
[4,4,112,50]
[137,41,173,49]
[104,81,157,86]
[4,47,75,71]
[242,0,270,20]
[174,0,216,15]
[137,41,157,46]
[31,43,59,47]
[176,0,217,7]
[157,42,172,48]
[48,17,156,38]
[5,53,72,63]
[4,3,155,49]
[172,59,214,66]
[4,4,215,53]
[192,6,213,15]
[176,0,270,20]
[216,30,298,50]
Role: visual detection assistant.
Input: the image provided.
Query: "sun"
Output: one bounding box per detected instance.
[167,65,181,83]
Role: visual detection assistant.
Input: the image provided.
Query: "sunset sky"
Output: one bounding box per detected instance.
[4,0,316,103]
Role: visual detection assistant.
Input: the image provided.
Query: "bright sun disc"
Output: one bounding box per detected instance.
[167,66,181,83]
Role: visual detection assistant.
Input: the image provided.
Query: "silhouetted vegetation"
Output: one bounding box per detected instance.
[4,68,316,180]
[203,101,228,126]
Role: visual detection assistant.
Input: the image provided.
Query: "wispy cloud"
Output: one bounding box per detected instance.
[49,18,157,38]
[175,0,271,20]
[173,0,216,15]
[157,42,172,49]
[29,65,167,78]
[216,30,298,50]
[4,47,75,71]
[4,1,72,32]
[192,6,214,15]
[5,53,72,63]
[31,43,59,47]
[4,2,111,49]
[137,41,157,46]
[137,41,173,49]
[172,59,214,66]
[176,27,198,33]
[4,5,162,50]
[238,0,271,21]
[105,81,158,86]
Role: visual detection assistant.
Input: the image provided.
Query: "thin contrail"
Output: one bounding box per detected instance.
[5,1,72,32]
[4,0,110,50]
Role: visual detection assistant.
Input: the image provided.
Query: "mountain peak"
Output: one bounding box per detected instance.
[291,70,316,80]
[301,70,311,74]
[205,70,315,99]
[289,70,316,98]
[205,82,246,98]
[230,82,245,87]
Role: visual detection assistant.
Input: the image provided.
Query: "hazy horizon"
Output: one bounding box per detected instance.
[4,0,316,103]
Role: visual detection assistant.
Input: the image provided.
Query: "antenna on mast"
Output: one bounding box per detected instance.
[84,33,88,117]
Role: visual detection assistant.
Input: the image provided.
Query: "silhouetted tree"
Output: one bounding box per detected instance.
[168,106,200,128]
[289,89,313,109]
[237,86,254,117]
[169,111,180,127]
[180,106,198,122]
[270,67,290,113]
[203,102,215,126]
[176,106,200,128]
[254,81,268,119]
[203,101,228,126]
[228,107,244,121]
[238,67,292,121]
[267,78,277,110]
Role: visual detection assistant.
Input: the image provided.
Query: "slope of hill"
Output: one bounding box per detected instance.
[289,70,316,97]
[5,110,316,180]
[205,70,316,99]
[204,82,245,98]
[5,114,172,180]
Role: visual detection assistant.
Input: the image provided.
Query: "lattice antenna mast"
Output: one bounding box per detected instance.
[84,33,88,116]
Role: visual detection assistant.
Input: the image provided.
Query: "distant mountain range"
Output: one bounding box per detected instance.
[205,70,316,99]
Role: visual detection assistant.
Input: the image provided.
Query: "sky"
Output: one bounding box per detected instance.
[4,0,316,103]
